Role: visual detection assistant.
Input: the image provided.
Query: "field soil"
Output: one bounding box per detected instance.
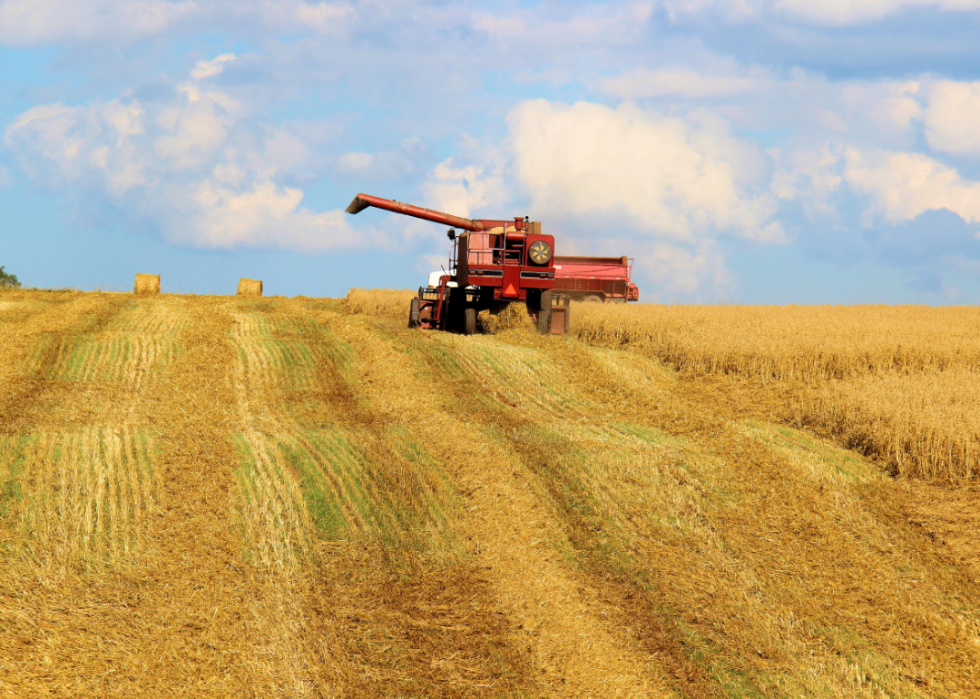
[0,289,979,697]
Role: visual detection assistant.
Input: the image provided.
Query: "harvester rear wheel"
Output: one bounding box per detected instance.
[584,294,603,303]
[464,307,478,335]
[537,291,552,334]
[409,298,421,327]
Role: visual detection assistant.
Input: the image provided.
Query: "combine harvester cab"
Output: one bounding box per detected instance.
[346,193,568,335]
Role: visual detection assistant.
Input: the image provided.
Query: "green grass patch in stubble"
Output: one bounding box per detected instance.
[102,300,140,329]
[272,425,462,567]
[300,298,345,314]
[0,435,35,520]
[262,339,318,391]
[504,422,772,697]
[274,316,357,389]
[231,433,313,564]
[47,321,182,384]
[50,335,90,381]
[232,435,261,517]
[320,331,357,386]
[239,299,281,315]
[270,315,325,338]
[467,342,582,415]
[14,429,160,566]
[133,431,159,483]
[806,625,927,698]
[385,425,462,563]
[23,333,54,374]
[411,342,507,413]
[93,429,158,560]
[614,422,738,508]
[741,420,880,484]
[277,433,349,540]
[414,340,530,415]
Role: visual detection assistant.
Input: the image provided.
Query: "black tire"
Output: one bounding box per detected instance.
[464,307,478,335]
[409,297,421,327]
[440,289,455,331]
[584,295,603,303]
[537,291,552,334]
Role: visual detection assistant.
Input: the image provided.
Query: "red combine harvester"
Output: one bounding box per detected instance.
[346,193,568,334]
[552,256,640,303]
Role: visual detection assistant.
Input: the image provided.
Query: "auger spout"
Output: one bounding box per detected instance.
[345,193,486,232]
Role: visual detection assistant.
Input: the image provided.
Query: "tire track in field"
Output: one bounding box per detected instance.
[522,334,980,697]
[472,336,731,697]
[235,300,535,697]
[46,297,185,391]
[127,297,331,696]
[0,296,337,697]
[0,298,178,571]
[326,314,674,697]
[0,293,130,433]
[17,427,161,569]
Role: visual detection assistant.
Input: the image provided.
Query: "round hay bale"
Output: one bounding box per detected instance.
[237,278,263,297]
[134,273,161,295]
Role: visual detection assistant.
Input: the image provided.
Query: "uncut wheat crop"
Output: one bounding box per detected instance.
[572,302,980,482]
[573,302,980,381]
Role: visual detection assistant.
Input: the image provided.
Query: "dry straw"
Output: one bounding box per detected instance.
[237,278,263,296]
[134,273,161,295]
[478,303,533,335]
[2,289,980,695]
[341,287,416,319]
[572,302,980,483]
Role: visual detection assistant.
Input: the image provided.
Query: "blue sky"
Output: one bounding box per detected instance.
[2,0,980,303]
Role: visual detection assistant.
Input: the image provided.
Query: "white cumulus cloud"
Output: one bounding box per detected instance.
[639,240,731,298]
[501,99,786,298]
[189,53,237,80]
[4,59,373,251]
[475,2,653,46]
[661,0,980,25]
[508,99,784,243]
[602,67,774,99]
[773,0,980,25]
[0,0,355,45]
[923,80,980,158]
[421,154,508,222]
[844,147,980,224]
[0,0,196,45]
[335,150,414,182]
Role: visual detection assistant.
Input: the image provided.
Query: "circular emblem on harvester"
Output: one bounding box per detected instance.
[528,240,553,265]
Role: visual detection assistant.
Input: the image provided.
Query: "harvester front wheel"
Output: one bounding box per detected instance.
[409,298,421,327]
[464,307,478,335]
[537,291,552,334]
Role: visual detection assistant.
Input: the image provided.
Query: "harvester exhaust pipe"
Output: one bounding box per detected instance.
[346,193,486,232]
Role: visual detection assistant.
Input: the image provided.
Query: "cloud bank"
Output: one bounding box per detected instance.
[4,55,372,251]
[4,0,980,300]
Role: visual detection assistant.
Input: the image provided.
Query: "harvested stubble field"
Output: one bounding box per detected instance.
[0,288,979,698]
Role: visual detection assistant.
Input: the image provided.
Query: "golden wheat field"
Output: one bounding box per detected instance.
[1,288,980,698]
[573,302,980,483]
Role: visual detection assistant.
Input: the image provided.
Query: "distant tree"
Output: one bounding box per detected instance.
[0,266,21,289]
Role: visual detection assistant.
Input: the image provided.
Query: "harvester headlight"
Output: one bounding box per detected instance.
[528,240,553,265]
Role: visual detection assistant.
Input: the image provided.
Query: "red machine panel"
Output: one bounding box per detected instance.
[552,255,638,302]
